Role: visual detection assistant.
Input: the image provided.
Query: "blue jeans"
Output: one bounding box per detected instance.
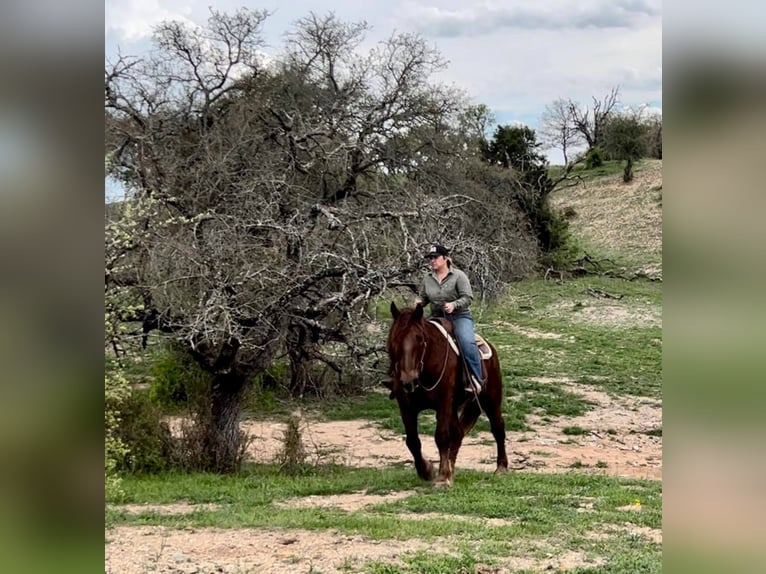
[447,314,483,382]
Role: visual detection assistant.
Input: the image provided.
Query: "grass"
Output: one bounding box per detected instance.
[478,275,662,401]
[548,159,628,181]
[107,463,661,572]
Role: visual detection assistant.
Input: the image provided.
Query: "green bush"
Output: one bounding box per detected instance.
[116,391,175,474]
[149,345,212,410]
[105,365,131,498]
[585,146,604,169]
[537,203,581,269]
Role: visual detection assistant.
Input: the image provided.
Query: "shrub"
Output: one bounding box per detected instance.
[116,391,175,474]
[105,365,131,498]
[149,344,212,410]
[537,203,581,269]
[276,412,307,476]
[171,409,250,473]
[585,146,604,169]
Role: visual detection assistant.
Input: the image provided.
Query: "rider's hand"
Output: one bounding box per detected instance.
[414,297,424,306]
[443,302,455,314]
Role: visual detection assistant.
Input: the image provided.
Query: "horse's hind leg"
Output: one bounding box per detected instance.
[398,400,434,481]
[459,400,481,436]
[479,393,508,473]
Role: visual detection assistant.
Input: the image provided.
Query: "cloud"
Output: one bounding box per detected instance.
[404,0,661,37]
[105,0,196,41]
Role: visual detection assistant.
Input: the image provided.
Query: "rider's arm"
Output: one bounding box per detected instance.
[452,270,473,311]
[417,278,430,306]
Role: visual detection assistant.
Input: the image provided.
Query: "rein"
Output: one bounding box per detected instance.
[417,323,451,392]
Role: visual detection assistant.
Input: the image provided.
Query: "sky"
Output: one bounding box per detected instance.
[105,0,662,199]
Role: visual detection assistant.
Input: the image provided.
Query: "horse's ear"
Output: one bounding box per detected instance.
[390,301,400,319]
[412,302,424,321]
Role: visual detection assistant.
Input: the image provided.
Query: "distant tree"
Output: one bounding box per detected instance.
[539,98,584,165]
[483,124,547,172]
[602,109,650,182]
[480,124,574,257]
[566,86,621,151]
[644,114,662,159]
[459,104,495,159]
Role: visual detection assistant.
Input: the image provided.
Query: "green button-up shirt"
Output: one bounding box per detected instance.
[419,267,474,317]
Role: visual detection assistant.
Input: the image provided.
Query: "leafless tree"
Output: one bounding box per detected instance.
[539,98,584,165]
[105,9,540,470]
[566,86,621,151]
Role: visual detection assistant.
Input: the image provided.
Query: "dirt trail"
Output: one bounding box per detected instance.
[241,382,661,480]
[105,525,613,574]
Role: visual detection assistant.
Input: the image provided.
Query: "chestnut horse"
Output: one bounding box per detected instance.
[385,302,508,486]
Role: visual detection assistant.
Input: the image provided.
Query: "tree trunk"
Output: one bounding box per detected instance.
[623,157,634,183]
[288,323,314,398]
[200,371,248,473]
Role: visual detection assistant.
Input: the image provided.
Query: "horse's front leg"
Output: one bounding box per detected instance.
[397,398,433,481]
[434,410,460,487]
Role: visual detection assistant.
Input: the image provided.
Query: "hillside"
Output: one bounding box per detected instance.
[549,159,663,275]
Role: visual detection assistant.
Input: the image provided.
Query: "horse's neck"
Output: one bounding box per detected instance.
[427,319,460,355]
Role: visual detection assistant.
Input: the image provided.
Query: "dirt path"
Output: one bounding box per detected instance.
[105,524,616,574]
[242,383,660,480]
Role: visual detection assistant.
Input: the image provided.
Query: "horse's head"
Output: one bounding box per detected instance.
[388,301,427,388]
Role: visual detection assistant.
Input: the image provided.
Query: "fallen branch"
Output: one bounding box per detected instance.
[587,287,623,300]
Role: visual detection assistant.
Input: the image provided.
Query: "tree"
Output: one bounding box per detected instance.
[539,98,583,165]
[105,9,541,471]
[602,109,650,182]
[644,113,662,159]
[480,125,574,258]
[566,86,620,152]
[483,124,547,172]
[458,104,495,160]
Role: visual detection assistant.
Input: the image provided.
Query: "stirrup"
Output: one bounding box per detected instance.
[465,375,482,394]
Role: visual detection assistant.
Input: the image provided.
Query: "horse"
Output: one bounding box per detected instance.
[384,301,508,487]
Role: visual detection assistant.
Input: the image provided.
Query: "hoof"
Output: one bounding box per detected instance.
[434,478,453,488]
[417,461,435,481]
[494,465,509,474]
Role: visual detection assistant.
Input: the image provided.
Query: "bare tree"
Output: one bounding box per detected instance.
[105,9,540,471]
[566,86,621,151]
[539,98,583,165]
[458,103,495,159]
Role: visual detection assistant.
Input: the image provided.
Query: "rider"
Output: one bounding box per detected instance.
[415,245,484,393]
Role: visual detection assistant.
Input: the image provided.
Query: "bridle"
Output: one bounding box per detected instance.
[398,322,452,392]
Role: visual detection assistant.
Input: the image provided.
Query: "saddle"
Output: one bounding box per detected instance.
[428,318,492,383]
[427,318,492,360]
